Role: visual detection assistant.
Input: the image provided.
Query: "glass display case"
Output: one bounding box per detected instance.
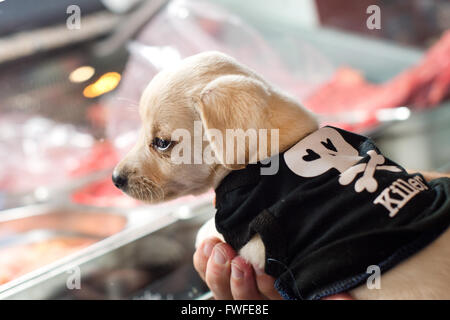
[0,0,448,300]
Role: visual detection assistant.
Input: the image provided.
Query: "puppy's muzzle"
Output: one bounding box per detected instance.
[112,172,128,190]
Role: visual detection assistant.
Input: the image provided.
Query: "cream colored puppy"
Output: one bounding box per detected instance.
[113,51,450,299]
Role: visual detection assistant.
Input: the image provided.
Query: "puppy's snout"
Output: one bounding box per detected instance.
[112,172,128,190]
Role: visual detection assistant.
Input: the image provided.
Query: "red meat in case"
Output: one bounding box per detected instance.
[71,177,140,207]
[304,30,450,132]
[69,141,119,177]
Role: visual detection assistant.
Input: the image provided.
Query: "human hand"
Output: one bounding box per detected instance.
[193,238,354,300]
[193,237,283,300]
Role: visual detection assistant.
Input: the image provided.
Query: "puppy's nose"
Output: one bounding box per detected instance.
[112,172,128,190]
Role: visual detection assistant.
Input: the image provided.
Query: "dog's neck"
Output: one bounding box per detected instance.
[210,125,320,191]
[210,164,232,190]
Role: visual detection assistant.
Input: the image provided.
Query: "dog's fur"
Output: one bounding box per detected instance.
[114,51,450,299]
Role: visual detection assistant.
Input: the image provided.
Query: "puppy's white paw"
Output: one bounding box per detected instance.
[239,234,266,270]
[195,217,224,248]
[195,218,266,271]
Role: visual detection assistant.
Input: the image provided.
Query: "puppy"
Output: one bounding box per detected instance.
[113,51,450,299]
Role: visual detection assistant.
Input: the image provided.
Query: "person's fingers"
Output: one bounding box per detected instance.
[193,238,288,300]
[229,256,265,300]
[205,242,236,300]
[193,237,223,282]
[253,266,284,300]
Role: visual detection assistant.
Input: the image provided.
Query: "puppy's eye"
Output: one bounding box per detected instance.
[152,137,172,152]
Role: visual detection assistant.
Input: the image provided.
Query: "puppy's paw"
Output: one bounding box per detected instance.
[195,217,224,248]
[239,234,266,270]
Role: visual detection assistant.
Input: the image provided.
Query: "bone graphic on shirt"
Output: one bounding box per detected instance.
[284,127,401,193]
[339,150,401,193]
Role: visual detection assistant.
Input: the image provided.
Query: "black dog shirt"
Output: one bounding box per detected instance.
[214,126,450,300]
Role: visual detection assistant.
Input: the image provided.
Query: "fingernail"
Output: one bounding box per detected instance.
[213,247,227,265]
[231,263,244,279]
[203,241,214,257]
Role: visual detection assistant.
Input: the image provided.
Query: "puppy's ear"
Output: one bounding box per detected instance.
[194,74,273,170]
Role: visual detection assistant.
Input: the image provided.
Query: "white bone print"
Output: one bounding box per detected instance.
[284,128,401,193]
[344,150,400,193]
[340,151,401,192]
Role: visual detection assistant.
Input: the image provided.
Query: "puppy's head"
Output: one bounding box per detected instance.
[113,51,318,203]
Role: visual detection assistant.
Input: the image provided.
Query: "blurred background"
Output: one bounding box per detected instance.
[0,0,449,299]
